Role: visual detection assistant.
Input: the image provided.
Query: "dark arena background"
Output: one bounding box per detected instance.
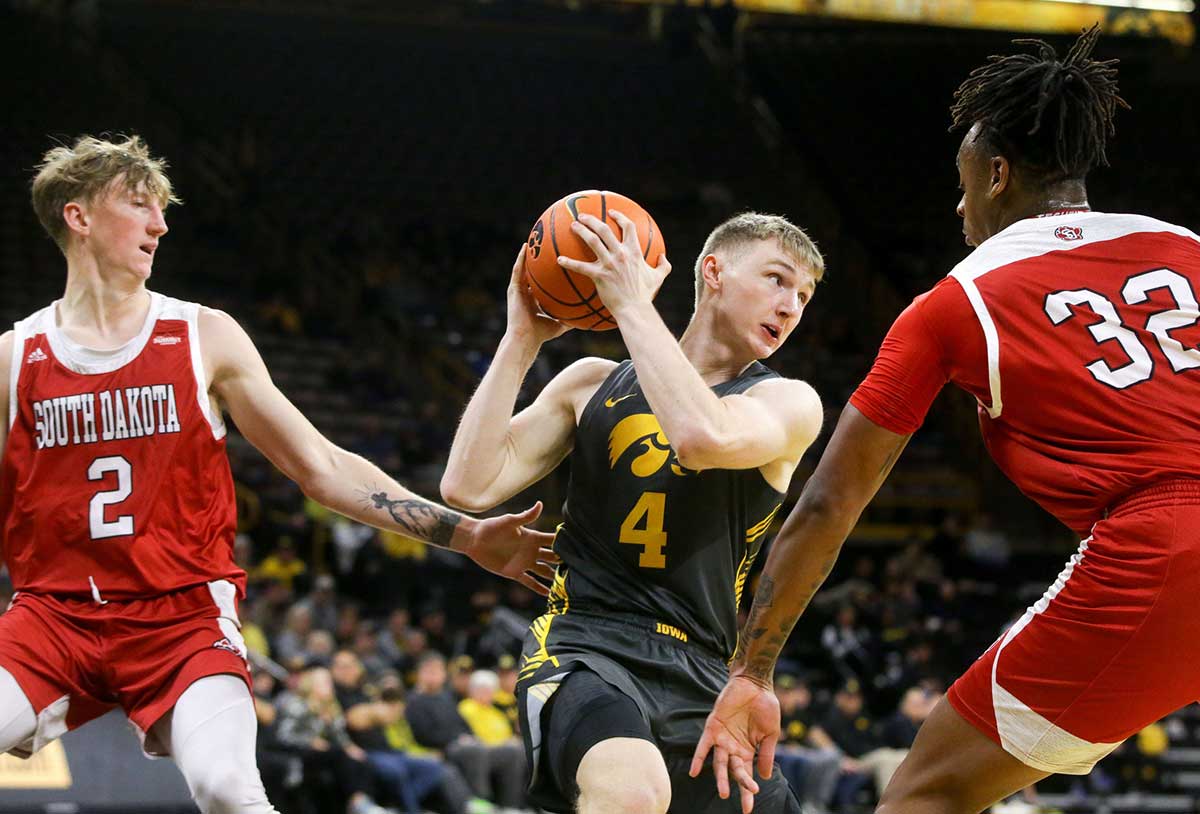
[1,0,1199,812]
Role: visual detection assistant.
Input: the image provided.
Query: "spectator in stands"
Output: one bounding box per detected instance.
[458,671,520,748]
[820,604,873,679]
[274,605,315,669]
[274,666,390,814]
[331,650,486,814]
[449,655,474,700]
[296,573,340,634]
[812,680,908,807]
[255,536,309,591]
[493,655,520,734]
[773,674,841,813]
[405,652,526,809]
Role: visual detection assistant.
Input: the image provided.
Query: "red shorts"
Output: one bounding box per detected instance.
[947,481,1200,774]
[0,579,251,758]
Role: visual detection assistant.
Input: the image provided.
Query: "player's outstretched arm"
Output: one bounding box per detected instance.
[690,405,909,812]
[200,308,558,595]
[563,211,820,473]
[440,248,614,512]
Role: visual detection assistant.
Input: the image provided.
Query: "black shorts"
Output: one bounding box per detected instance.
[516,610,800,814]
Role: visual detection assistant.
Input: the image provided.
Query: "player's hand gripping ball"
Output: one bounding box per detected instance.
[525,190,665,330]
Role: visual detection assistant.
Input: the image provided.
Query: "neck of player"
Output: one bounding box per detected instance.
[1005,178,1090,232]
[678,306,757,386]
[60,253,153,349]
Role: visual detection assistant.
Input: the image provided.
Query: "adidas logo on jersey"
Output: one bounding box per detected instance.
[212,637,243,655]
[152,336,182,345]
[25,348,47,364]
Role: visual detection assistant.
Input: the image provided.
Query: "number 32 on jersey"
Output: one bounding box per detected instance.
[620,491,667,569]
[1045,267,1200,390]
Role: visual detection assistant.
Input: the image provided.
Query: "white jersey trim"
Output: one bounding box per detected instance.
[7,312,33,431]
[43,292,164,375]
[989,535,1122,774]
[948,212,1200,422]
[160,297,227,441]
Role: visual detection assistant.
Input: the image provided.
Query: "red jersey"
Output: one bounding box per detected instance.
[1,293,244,599]
[851,212,1200,534]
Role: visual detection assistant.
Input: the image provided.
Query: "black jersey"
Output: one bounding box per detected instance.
[545,360,786,660]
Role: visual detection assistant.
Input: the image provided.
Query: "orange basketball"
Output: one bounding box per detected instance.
[524,190,666,331]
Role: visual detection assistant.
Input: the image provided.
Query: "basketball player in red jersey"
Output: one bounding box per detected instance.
[693,26,1200,813]
[0,135,557,814]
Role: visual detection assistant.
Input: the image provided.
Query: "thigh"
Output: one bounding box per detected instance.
[879,698,1047,814]
[948,507,1200,775]
[109,581,252,751]
[530,667,657,812]
[0,595,112,755]
[0,665,37,755]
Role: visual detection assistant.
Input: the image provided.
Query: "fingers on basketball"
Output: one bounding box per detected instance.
[524,190,665,331]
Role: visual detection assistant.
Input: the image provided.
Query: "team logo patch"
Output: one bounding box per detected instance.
[212,637,242,655]
[607,413,694,478]
[153,335,182,345]
[1054,225,1084,241]
[528,219,545,259]
[25,348,47,363]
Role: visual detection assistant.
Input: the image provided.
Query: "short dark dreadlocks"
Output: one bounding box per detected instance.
[950,25,1130,184]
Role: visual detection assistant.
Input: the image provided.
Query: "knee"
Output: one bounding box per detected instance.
[189,761,269,814]
[578,767,670,814]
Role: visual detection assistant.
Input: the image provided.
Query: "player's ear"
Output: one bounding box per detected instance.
[701,254,722,296]
[62,201,89,237]
[988,155,1011,199]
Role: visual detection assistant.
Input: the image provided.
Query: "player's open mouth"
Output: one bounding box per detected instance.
[761,324,780,341]
[139,244,156,256]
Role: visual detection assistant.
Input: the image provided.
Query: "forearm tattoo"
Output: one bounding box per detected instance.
[369,491,461,549]
[736,552,839,683]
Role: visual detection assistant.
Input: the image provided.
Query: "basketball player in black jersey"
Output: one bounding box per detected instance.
[441,210,825,814]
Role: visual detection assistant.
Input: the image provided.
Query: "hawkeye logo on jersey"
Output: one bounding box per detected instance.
[1055,225,1084,241]
[32,384,182,450]
[607,413,694,478]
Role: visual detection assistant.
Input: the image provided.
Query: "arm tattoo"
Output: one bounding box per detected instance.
[369,491,462,549]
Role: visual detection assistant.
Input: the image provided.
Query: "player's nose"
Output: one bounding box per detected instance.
[956,196,966,219]
[148,206,168,237]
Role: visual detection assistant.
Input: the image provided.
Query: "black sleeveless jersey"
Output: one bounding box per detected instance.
[545,360,786,660]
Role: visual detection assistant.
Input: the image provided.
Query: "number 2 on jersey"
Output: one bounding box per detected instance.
[620,491,667,569]
[88,455,134,539]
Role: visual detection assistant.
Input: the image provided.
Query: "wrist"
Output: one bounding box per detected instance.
[500,326,546,353]
[447,514,479,554]
[729,663,774,691]
[609,297,657,324]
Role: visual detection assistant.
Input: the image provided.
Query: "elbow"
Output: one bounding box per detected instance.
[671,426,723,472]
[293,444,342,500]
[439,473,492,514]
[797,485,859,539]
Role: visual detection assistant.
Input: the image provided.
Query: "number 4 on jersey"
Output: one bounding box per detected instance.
[620,491,667,569]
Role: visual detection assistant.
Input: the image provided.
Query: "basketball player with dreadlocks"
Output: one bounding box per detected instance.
[692,26,1200,814]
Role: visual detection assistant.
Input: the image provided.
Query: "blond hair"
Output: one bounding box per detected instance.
[694,213,825,307]
[31,134,180,254]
